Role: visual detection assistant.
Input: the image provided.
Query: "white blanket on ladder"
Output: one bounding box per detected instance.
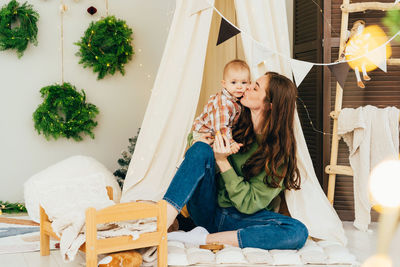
[338,105,400,231]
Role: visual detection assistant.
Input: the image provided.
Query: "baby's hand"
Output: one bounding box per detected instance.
[230,142,243,154]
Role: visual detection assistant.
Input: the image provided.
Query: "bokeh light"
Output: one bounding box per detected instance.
[346,25,392,72]
[369,160,400,208]
[362,254,392,267]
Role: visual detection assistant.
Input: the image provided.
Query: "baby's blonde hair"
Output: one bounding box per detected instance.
[223,59,250,80]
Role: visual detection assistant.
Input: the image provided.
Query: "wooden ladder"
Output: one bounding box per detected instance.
[326,0,400,204]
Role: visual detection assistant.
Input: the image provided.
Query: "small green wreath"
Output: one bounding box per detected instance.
[33,83,99,141]
[0,0,39,58]
[75,15,134,80]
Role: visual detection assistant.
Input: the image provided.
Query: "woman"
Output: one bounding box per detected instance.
[163,72,308,250]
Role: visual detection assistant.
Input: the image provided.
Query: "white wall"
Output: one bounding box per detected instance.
[0,0,294,202]
[0,0,175,202]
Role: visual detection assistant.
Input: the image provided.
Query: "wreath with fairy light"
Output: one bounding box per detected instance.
[0,0,39,58]
[75,15,134,80]
[33,83,99,141]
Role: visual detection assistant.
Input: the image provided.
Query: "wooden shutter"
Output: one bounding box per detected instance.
[294,0,324,184]
[323,0,400,221]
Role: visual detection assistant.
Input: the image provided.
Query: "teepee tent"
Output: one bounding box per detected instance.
[121,0,347,245]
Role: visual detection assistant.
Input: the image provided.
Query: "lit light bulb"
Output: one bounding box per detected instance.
[362,254,392,267]
[369,160,400,207]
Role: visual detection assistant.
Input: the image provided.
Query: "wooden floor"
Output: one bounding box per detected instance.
[1,222,400,267]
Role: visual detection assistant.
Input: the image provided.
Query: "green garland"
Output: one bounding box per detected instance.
[383,9,400,43]
[33,83,99,141]
[0,201,27,214]
[0,0,39,58]
[75,15,134,80]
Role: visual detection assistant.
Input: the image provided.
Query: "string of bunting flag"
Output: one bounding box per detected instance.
[190,0,400,88]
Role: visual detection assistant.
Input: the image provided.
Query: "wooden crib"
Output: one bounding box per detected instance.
[39,187,167,267]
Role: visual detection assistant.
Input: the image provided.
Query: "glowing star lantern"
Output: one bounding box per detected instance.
[345,25,392,72]
[369,160,400,208]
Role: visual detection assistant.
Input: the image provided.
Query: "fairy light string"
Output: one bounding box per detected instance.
[297,96,333,136]
[310,0,340,37]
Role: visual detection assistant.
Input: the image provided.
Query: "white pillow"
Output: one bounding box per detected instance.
[24,155,121,222]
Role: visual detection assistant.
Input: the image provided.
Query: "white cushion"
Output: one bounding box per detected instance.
[24,155,121,222]
[168,245,189,266]
[215,247,247,264]
[186,247,215,265]
[242,247,273,264]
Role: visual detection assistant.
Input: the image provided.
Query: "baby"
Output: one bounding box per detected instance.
[192,59,250,153]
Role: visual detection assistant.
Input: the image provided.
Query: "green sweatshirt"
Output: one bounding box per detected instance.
[217,136,285,214]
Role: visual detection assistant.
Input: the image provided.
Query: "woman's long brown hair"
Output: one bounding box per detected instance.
[232,72,301,190]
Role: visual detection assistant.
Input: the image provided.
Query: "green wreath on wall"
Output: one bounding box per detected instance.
[33,83,99,141]
[75,15,134,80]
[0,0,39,58]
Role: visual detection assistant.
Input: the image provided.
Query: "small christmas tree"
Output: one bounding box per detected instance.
[114,128,140,188]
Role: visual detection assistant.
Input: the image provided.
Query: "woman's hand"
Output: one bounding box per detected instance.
[213,133,233,172]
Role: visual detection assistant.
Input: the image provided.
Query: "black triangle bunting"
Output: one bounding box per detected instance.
[328,62,350,89]
[216,17,241,46]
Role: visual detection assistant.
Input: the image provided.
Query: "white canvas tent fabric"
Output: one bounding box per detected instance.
[121,0,214,203]
[121,0,347,246]
[234,0,292,79]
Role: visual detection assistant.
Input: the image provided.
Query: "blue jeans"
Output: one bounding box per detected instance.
[163,142,308,250]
